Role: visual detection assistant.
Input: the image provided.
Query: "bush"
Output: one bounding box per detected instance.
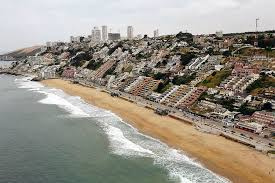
[246,75,275,93]
[180,53,195,66]
[153,72,169,80]
[155,80,171,93]
[87,60,103,70]
[172,73,196,85]
[238,103,256,115]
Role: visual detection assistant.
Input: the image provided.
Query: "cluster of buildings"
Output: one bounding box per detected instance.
[219,62,260,96]
[125,76,160,97]
[70,26,160,44]
[237,111,275,134]
[9,28,275,139]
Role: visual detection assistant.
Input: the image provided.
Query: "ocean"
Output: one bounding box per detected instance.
[0,71,230,183]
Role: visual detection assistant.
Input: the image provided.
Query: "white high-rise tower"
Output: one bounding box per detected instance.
[127,26,134,39]
[102,25,108,42]
[154,29,159,38]
[91,27,101,42]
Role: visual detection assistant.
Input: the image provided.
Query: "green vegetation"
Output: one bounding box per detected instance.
[153,73,172,93]
[108,42,123,55]
[175,32,193,43]
[216,98,236,111]
[199,69,232,88]
[180,53,195,66]
[86,60,103,70]
[239,47,275,57]
[198,92,208,101]
[244,34,275,49]
[153,72,170,80]
[123,65,133,73]
[262,102,273,112]
[155,82,172,93]
[268,150,275,154]
[136,52,152,60]
[222,50,232,57]
[172,73,196,85]
[71,60,87,68]
[103,66,116,78]
[238,102,256,115]
[246,74,275,94]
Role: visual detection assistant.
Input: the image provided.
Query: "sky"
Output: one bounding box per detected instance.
[0,0,275,53]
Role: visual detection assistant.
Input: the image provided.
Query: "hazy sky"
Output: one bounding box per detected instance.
[1,0,275,53]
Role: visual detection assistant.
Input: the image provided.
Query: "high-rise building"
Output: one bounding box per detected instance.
[108,33,121,41]
[91,27,101,42]
[127,26,134,39]
[102,25,108,42]
[154,29,159,38]
[70,36,84,43]
[216,31,223,38]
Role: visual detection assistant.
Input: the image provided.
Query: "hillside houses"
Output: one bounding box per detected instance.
[8,30,275,137]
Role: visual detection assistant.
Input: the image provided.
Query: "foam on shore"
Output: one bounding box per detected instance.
[15,77,231,183]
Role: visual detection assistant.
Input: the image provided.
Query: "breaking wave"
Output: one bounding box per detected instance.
[15,77,231,183]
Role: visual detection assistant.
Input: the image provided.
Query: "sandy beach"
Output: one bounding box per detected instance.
[42,79,275,183]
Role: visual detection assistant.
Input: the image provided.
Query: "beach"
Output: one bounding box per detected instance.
[42,79,275,183]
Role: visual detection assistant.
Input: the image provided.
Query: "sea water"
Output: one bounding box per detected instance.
[0,73,230,183]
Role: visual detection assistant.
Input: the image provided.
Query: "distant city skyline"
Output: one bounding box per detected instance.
[1,0,275,53]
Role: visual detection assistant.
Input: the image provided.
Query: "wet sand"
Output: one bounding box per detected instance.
[42,79,275,183]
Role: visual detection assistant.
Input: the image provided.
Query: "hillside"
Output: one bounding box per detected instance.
[1,46,42,60]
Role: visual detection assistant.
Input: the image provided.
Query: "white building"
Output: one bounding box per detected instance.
[154,29,159,38]
[188,55,210,71]
[127,26,134,39]
[92,27,101,43]
[102,25,108,42]
[70,36,84,43]
[216,31,223,38]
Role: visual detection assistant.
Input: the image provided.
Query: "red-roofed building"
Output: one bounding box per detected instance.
[62,67,76,78]
[232,62,260,77]
[252,111,275,125]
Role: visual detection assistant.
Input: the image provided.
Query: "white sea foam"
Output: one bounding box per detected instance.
[15,77,44,89]
[105,125,154,156]
[37,90,90,118]
[15,77,231,183]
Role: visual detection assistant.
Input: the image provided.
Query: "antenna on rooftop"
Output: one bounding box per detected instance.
[256,18,260,32]
[254,18,260,47]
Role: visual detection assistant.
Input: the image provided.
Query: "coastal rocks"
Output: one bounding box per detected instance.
[0,70,21,76]
[31,77,42,81]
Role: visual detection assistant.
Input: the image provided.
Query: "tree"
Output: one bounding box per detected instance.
[176,32,193,43]
[238,103,256,115]
[155,80,171,93]
[153,72,169,80]
[180,53,195,66]
[218,98,236,111]
[222,50,232,57]
[262,102,273,111]
[172,73,196,85]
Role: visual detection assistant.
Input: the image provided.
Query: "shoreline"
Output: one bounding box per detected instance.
[41,79,275,183]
